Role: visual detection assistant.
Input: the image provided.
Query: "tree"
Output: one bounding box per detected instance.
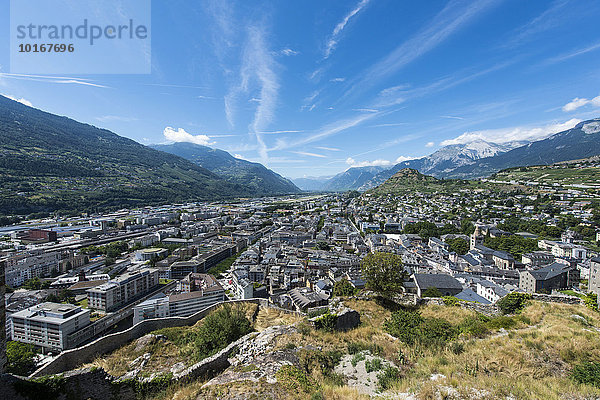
[360,252,407,298]
[315,241,330,251]
[6,341,37,376]
[333,279,357,297]
[446,237,469,255]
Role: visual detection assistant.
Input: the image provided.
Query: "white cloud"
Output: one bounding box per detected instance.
[425,141,435,147]
[315,146,341,151]
[542,41,600,65]
[346,157,393,167]
[330,77,346,82]
[274,112,379,150]
[163,127,213,146]
[259,130,303,135]
[0,73,108,88]
[280,48,299,56]
[441,115,464,120]
[324,0,370,59]
[2,93,32,107]
[562,95,600,112]
[292,151,327,158]
[440,118,581,146]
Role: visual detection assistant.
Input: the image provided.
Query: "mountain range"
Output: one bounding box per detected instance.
[0,96,296,214]
[151,143,300,196]
[296,119,600,192]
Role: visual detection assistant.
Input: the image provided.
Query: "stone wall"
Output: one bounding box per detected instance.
[31,298,268,378]
[531,293,583,305]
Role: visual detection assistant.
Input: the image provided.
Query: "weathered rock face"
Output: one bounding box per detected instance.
[0,368,137,400]
[203,325,299,388]
[335,308,361,331]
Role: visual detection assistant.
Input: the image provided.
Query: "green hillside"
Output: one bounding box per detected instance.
[368,168,474,195]
[490,158,600,187]
[0,95,253,215]
[152,143,301,195]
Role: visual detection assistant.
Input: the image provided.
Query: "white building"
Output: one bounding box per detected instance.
[87,268,159,311]
[10,302,90,351]
[133,273,225,324]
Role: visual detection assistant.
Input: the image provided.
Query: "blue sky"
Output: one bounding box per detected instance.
[1,0,600,179]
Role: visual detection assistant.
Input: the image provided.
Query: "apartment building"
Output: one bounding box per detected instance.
[10,302,90,351]
[133,273,224,324]
[87,268,159,311]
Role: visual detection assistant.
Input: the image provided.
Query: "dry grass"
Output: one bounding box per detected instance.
[393,301,600,399]
[91,337,182,377]
[254,306,303,331]
[92,299,600,400]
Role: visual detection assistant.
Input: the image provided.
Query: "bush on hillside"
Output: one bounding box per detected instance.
[572,361,600,387]
[497,293,532,314]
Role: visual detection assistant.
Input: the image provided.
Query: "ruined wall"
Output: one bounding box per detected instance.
[31,298,267,377]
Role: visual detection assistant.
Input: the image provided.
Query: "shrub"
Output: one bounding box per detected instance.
[383,309,424,345]
[347,341,383,356]
[497,292,532,314]
[351,352,366,367]
[442,296,460,306]
[572,361,600,387]
[365,358,383,373]
[451,342,465,355]
[276,365,319,394]
[384,309,458,348]
[300,349,342,376]
[377,366,401,391]
[313,312,337,332]
[486,315,518,330]
[157,305,253,362]
[458,316,490,338]
[584,292,599,311]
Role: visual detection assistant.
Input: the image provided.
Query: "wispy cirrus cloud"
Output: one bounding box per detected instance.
[344,0,499,99]
[315,146,341,151]
[503,0,570,48]
[280,48,299,56]
[562,95,600,112]
[541,41,600,66]
[245,26,280,164]
[292,151,327,158]
[0,73,108,88]
[440,118,581,145]
[259,130,303,135]
[163,127,214,146]
[374,61,512,108]
[226,24,280,164]
[273,111,379,150]
[324,0,370,59]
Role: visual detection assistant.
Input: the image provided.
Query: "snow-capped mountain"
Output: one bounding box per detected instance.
[358,140,525,190]
[418,140,526,174]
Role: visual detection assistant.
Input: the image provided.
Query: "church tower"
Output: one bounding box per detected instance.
[470,226,483,250]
